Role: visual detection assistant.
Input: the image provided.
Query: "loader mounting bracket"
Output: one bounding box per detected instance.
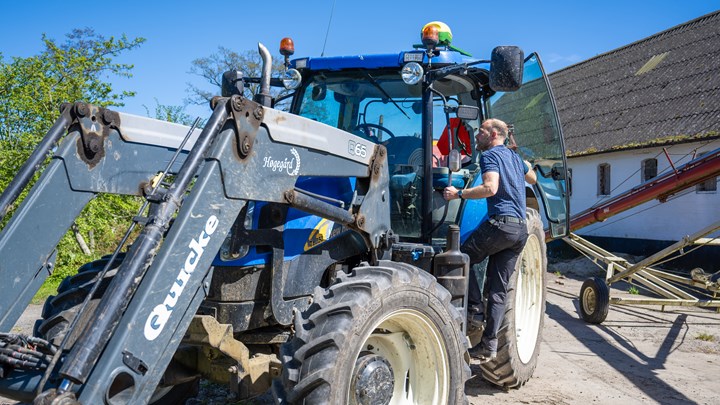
[72,102,120,168]
[229,95,264,159]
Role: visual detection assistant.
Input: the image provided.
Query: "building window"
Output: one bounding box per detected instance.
[697,179,717,192]
[696,152,717,193]
[598,163,611,196]
[641,158,657,182]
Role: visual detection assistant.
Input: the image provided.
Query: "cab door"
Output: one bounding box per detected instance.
[486,53,570,238]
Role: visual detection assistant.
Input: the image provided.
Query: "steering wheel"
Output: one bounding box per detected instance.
[353,123,396,142]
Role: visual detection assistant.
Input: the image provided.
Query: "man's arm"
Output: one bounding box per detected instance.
[443,171,499,200]
[524,160,537,185]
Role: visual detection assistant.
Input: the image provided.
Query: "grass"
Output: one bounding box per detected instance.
[696,333,716,342]
[627,286,640,295]
[33,279,61,304]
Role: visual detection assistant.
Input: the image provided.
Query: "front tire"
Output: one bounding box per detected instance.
[273,261,469,404]
[479,208,547,389]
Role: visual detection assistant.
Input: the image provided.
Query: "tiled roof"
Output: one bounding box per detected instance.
[549,11,720,157]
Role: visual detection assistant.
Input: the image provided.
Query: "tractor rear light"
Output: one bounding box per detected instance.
[401,62,423,85]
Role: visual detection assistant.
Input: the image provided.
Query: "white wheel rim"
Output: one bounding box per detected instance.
[514,233,544,363]
[349,309,450,405]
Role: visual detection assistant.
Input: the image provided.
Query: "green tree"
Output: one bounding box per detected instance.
[0,29,146,298]
[186,46,290,107]
[144,98,198,126]
[0,28,145,146]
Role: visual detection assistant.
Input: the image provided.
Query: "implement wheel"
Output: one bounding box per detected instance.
[273,261,469,404]
[479,208,547,389]
[579,277,610,324]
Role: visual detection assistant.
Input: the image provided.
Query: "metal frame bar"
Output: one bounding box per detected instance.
[563,226,720,310]
[608,220,720,283]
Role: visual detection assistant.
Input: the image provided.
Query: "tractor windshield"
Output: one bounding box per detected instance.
[296,71,479,238]
[296,72,424,237]
[298,72,422,141]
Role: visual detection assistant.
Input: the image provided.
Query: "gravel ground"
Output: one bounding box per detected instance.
[3,255,719,404]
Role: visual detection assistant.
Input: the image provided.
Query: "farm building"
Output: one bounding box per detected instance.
[548,11,720,270]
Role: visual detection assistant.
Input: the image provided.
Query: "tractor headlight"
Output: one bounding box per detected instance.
[401,62,424,85]
[282,68,302,90]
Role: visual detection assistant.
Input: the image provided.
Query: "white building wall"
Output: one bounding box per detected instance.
[568,140,720,241]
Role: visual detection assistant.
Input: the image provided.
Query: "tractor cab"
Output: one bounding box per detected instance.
[281,24,570,245]
[215,22,570,268]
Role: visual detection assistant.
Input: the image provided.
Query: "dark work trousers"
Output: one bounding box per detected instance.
[462,217,528,352]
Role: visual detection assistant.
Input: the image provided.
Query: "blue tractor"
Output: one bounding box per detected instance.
[0,23,569,404]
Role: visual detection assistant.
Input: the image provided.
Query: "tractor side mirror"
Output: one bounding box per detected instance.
[489,46,524,92]
[312,85,327,101]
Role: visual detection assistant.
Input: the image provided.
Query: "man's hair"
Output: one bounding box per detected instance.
[483,118,508,138]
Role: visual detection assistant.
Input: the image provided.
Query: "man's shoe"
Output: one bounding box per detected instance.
[468,345,496,363]
[467,313,485,335]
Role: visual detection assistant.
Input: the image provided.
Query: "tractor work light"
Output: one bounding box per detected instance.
[401,62,424,85]
[282,68,302,90]
[456,105,479,120]
[403,52,424,63]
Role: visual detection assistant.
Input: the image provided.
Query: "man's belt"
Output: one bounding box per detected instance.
[491,215,525,225]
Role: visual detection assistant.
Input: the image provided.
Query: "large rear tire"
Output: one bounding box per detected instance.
[36,255,199,404]
[479,208,547,389]
[273,261,469,404]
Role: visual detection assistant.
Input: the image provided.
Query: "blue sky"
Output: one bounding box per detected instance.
[1,1,718,120]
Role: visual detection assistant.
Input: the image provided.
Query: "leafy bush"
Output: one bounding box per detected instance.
[0,29,145,297]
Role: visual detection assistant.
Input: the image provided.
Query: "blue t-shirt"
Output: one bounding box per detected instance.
[480,145,528,219]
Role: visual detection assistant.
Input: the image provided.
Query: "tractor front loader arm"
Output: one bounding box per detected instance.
[1,94,390,403]
[65,96,390,404]
[0,103,202,333]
